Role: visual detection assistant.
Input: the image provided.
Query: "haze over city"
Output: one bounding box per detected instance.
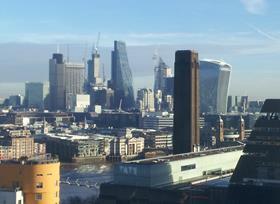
[1,0,280,100]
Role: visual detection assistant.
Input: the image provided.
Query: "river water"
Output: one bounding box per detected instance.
[60,163,113,202]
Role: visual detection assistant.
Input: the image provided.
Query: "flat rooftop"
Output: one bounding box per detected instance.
[125,145,244,165]
[0,154,59,165]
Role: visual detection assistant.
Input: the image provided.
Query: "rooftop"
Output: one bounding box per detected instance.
[200,59,232,69]
[261,99,280,113]
[125,145,244,165]
[0,154,59,165]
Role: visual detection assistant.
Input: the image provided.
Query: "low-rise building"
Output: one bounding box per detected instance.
[141,114,173,130]
[67,94,90,112]
[41,134,113,162]
[110,136,145,156]
[0,128,46,161]
[145,131,173,149]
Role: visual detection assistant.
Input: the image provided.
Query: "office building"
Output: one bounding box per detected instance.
[235,96,241,107]
[8,95,23,107]
[145,131,173,149]
[67,94,90,112]
[163,76,174,96]
[49,53,64,110]
[0,156,60,204]
[110,41,135,110]
[173,50,200,154]
[110,136,145,157]
[154,57,172,92]
[87,49,102,86]
[200,59,232,114]
[49,52,85,111]
[136,88,155,112]
[0,129,46,160]
[141,114,173,130]
[65,62,85,108]
[227,95,233,112]
[154,90,162,111]
[25,82,49,109]
[41,134,112,162]
[240,95,249,112]
[248,100,264,113]
[162,94,173,112]
[90,87,114,109]
[49,53,65,111]
[93,111,141,128]
[3,112,74,126]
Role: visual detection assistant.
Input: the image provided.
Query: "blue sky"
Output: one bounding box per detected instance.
[0,0,279,44]
[0,0,280,100]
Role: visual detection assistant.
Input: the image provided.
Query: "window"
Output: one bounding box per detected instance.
[181,164,196,171]
[36,182,43,188]
[35,193,42,200]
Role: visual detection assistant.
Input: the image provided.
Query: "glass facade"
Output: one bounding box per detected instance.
[154,57,172,92]
[111,41,135,109]
[200,59,231,113]
[25,82,44,109]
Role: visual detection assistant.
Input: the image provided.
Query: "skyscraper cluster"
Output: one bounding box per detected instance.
[49,40,135,112]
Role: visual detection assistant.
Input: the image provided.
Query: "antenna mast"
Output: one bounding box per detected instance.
[95,32,101,54]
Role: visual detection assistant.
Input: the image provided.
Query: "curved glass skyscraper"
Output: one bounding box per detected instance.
[200,59,232,113]
[111,41,135,110]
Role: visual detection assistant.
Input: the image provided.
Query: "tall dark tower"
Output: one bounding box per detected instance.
[49,53,65,111]
[173,50,200,154]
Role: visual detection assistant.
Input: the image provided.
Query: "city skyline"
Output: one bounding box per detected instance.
[1,1,278,203]
[1,0,280,100]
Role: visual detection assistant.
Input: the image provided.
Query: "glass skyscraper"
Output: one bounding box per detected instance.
[111,41,135,110]
[154,57,172,92]
[200,59,232,114]
[25,82,49,109]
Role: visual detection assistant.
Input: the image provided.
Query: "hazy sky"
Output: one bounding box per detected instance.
[0,0,280,100]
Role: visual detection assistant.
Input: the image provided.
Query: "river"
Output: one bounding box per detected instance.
[60,163,113,203]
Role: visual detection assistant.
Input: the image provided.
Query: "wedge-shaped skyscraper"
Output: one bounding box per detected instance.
[111,41,135,110]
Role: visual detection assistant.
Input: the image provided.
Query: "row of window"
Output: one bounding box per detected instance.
[181,164,196,171]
